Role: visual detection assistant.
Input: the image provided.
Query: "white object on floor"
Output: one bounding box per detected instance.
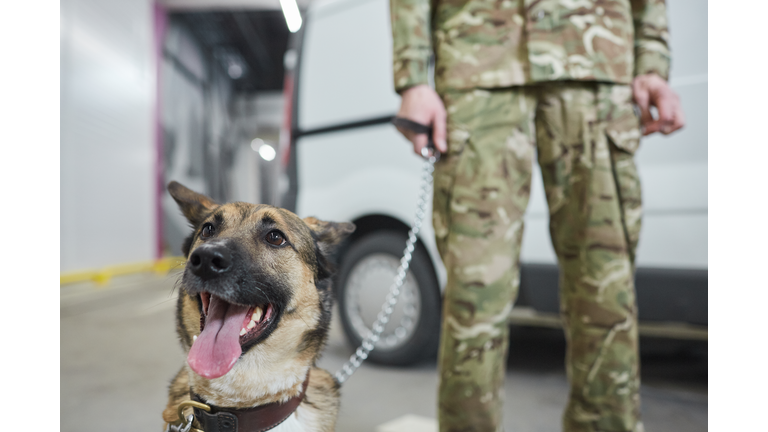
[376,415,438,432]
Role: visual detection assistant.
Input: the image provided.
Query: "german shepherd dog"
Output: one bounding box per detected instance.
[162,182,354,432]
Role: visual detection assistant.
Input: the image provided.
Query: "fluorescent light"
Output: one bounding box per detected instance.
[279,0,302,33]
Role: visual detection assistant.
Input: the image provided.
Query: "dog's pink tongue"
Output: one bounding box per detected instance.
[188,296,249,379]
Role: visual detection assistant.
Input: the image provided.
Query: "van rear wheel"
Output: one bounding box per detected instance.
[336,230,440,366]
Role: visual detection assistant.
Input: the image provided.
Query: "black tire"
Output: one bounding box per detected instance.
[336,230,441,366]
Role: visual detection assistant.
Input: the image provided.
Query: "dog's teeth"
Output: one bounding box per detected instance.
[239,328,247,336]
[193,335,197,342]
[247,319,256,330]
[252,307,263,322]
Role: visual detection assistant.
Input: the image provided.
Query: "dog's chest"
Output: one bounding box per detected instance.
[272,412,309,432]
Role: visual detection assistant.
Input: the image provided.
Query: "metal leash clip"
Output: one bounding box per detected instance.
[166,401,211,432]
[391,117,441,162]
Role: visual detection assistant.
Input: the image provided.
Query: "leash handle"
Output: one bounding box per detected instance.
[392,117,440,161]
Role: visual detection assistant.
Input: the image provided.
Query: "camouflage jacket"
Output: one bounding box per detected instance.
[391,0,671,93]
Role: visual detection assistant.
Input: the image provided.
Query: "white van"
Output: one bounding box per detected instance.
[279,0,707,365]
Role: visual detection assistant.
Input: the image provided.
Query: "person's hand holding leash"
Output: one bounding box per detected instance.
[632,73,685,136]
[395,84,447,156]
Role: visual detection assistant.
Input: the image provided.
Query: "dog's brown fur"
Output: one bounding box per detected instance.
[162,182,354,431]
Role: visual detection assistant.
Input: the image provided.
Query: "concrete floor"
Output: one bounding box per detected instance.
[60,272,707,432]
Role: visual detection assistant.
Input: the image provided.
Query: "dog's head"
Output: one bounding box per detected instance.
[168,181,354,389]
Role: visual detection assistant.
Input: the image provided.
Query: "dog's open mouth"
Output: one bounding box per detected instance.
[187,292,278,380]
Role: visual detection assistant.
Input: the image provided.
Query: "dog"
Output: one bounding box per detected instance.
[162,181,354,432]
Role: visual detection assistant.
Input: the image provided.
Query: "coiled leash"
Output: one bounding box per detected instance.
[334,117,440,384]
[169,118,438,431]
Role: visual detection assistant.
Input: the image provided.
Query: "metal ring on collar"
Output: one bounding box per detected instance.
[177,400,211,432]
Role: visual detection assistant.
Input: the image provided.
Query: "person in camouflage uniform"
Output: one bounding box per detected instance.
[390,1,684,431]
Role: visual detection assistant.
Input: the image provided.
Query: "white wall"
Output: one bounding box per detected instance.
[160,20,210,256]
[60,0,158,272]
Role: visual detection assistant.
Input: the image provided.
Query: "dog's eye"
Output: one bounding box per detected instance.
[266,230,285,246]
[201,223,215,239]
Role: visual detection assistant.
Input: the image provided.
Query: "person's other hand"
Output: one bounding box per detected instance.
[632,73,685,136]
[395,84,447,156]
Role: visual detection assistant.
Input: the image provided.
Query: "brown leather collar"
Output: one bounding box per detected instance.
[191,375,310,432]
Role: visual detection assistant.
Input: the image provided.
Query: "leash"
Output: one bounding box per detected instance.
[334,117,439,384]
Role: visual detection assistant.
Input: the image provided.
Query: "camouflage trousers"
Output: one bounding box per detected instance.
[433,82,643,432]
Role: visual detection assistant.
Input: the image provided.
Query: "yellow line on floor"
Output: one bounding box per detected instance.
[60,256,186,286]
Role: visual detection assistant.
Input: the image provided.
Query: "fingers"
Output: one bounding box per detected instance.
[671,104,685,132]
[664,91,685,134]
[413,134,428,157]
[655,90,676,134]
[647,89,684,135]
[431,101,447,153]
[394,127,422,156]
[633,74,685,136]
[639,107,657,135]
[396,85,449,156]
[632,81,654,136]
[396,127,431,156]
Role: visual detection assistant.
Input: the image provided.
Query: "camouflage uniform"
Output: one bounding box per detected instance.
[390,1,671,431]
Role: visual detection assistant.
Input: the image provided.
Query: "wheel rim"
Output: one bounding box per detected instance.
[344,253,421,352]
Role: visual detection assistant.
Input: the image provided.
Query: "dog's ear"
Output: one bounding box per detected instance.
[167,181,219,227]
[304,217,355,279]
[304,217,356,250]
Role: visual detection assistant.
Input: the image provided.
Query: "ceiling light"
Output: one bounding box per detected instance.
[259,144,276,161]
[252,139,276,161]
[279,0,302,33]
[228,63,243,79]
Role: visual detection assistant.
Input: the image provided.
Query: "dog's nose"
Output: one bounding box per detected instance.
[188,244,232,279]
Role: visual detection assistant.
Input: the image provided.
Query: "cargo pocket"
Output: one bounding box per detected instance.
[606,115,642,155]
[432,126,470,259]
[605,112,643,265]
[602,84,642,155]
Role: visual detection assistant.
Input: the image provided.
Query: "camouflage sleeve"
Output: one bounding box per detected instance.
[630,0,671,80]
[390,0,432,93]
